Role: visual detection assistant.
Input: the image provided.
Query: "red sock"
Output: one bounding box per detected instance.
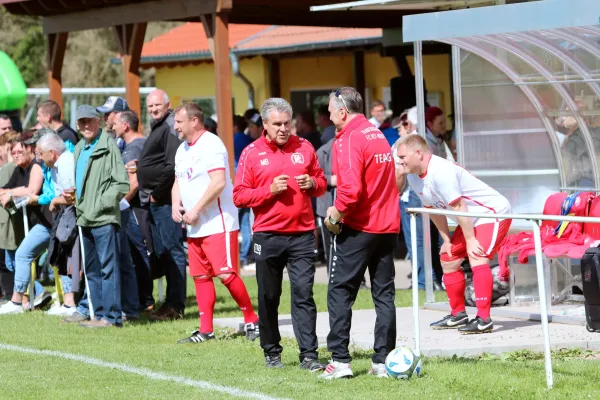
[222,274,258,324]
[442,270,466,316]
[472,264,493,320]
[194,277,216,334]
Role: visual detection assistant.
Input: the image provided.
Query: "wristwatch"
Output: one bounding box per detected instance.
[328,216,340,225]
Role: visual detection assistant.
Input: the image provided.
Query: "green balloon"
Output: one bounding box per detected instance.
[0,51,27,111]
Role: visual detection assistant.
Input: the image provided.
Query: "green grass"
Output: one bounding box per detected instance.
[0,278,598,400]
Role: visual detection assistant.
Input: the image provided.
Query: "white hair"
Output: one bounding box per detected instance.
[37,132,66,154]
[261,98,292,123]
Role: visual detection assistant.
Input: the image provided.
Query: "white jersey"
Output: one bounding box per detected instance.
[175,132,239,238]
[407,155,511,226]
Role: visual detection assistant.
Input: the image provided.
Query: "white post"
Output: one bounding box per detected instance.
[70,97,78,130]
[78,227,95,319]
[410,213,421,356]
[531,219,553,389]
[423,214,434,303]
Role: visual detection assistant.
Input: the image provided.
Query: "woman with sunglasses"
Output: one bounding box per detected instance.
[0,132,51,314]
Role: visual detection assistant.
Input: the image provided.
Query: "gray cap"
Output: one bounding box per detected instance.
[76,104,100,120]
[24,128,54,145]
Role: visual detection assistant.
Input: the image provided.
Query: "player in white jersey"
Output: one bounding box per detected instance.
[395,134,512,334]
[171,102,259,344]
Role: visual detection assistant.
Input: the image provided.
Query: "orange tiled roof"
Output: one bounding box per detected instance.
[142,23,270,58]
[141,23,382,63]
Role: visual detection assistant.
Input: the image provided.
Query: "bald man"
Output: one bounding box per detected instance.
[138,89,187,321]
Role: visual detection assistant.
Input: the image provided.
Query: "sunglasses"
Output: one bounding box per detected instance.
[335,89,350,113]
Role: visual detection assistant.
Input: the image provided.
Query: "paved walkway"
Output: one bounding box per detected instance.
[229,259,600,357]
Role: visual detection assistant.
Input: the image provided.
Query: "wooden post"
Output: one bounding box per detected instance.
[114,23,147,119]
[269,57,281,98]
[46,32,68,118]
[353,51,366,114]
[207,12,235,180]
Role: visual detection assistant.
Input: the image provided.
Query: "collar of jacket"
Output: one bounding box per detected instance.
[260,130,299,152]
[75,131,111,159]
[151,112,171,129]
[335,114,368,139]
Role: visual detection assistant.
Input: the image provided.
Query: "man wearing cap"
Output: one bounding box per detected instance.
[97,96,129,136]
[138,89,186,321]
[37,100,79,146]
[64,105,129,328]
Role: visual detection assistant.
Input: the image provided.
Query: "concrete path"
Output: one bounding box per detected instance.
[215,307,600,357]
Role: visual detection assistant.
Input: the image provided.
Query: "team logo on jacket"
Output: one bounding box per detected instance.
[291,153,304,165]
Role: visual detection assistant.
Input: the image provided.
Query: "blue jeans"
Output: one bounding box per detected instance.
[401,190,425,289]
[79,224,122,325]
[14,224,51,294]
[149,203,187,311]
[60,275,72,293]
[5,249,44,296]
[239,208,252,262]
[119,209,140,318]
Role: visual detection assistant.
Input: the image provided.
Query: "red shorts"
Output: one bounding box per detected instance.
[187,231,239,277]
[440,220,512,263]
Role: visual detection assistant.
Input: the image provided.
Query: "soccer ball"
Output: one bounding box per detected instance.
[384,347,422,379]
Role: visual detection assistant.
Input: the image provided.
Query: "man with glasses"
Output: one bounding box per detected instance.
[321,87,400,379]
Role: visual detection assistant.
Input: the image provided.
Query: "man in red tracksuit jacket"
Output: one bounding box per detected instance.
[233,98,327,371]
[320,87,400,380]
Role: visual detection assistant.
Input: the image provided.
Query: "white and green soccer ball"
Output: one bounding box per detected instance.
[385,346,423,379]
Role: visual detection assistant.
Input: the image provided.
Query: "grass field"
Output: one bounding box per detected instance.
[1,277,599,400]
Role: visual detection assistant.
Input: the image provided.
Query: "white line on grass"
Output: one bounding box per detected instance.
[0,343,288,400]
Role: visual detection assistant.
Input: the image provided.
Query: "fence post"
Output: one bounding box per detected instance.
[531,219,554,389]
[410,212,421,356]
[70,97,78,129]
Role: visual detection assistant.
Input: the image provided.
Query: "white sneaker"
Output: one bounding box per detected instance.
[0,301,24,315]
[46,304,76,317]
[318,360,353,380]
[368,362,389,378]
[243,264,256,272]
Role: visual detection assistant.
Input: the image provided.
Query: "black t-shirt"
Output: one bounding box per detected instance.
[57,124,79,146]
[122,137,146,208]
[2,160,51,228]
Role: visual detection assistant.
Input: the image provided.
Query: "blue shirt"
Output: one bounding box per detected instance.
[234,131,253,172]
[76,134,100,199]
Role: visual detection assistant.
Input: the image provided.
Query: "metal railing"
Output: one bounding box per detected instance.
[407,207,600,389]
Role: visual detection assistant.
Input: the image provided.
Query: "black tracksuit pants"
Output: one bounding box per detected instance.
[327,226,397,364]
[253,231,319,361]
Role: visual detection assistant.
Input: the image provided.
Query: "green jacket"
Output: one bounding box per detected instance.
[74,132,129,228]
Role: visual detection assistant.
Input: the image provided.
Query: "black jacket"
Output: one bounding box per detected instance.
[137,114,181,205]
[57,124,79,146]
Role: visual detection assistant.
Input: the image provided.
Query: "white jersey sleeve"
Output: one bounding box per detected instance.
[206,141,227,172]
[430,167,462,207]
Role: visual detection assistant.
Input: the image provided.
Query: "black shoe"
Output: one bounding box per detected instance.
[433,281,445,292]
[265,354,283,369]
[177,330,215,344]
[459,317,493,335]
[300,357,326,372]
[244,322,259,341]
[430,311,469,329]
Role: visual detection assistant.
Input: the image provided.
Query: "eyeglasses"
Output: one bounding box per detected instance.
[11,150,24,156]
[335,89,350,114]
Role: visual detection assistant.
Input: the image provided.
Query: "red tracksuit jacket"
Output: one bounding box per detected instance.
[333,114,400,234]
[233,133,327,233]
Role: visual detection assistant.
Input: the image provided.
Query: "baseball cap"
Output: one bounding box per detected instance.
[24,128,53,145]
[249,113,263,126]
[406,107,418,125]
[96,96,129,113]
[76,105,100,120]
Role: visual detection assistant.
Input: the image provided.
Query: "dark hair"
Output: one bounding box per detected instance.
[174,102,205,124]
[233,115,247,133]
[317,105,329,118]
[370,100,385,110]
[0,113,10,121]
[244,108,260,121]
[298,110,316,130]
[425,106,444,123]
[38,100,62,121]
[204,117,217,134]
[117,110,139,132]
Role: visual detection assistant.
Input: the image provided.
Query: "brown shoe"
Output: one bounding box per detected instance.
[79,319,120,328]
[149,305,183,321]
[62,311,89,324]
